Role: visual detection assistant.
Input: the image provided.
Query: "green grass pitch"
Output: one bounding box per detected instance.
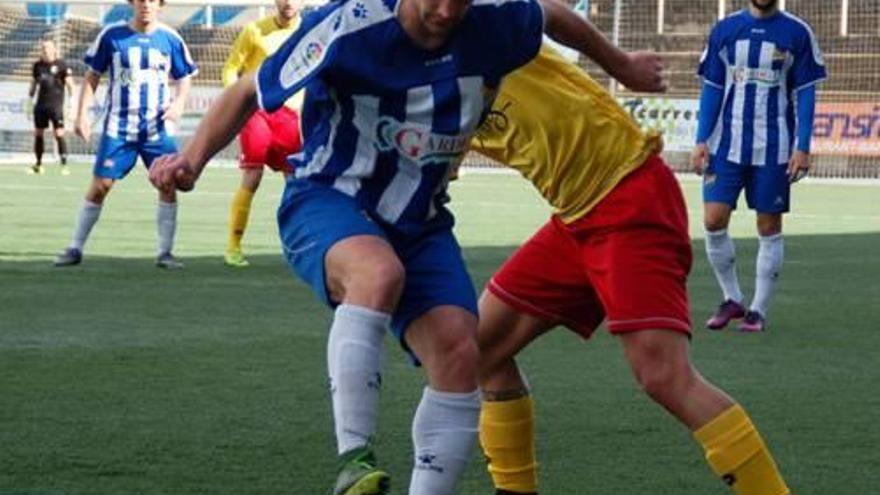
[1,163,879,494]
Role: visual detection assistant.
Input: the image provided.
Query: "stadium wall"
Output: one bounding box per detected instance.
[0,0,878,177]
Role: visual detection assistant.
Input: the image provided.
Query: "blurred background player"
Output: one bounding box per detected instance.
[472,41,791,495]
[221,0,303,268]
[29,40,75,175]
[692,0,826,332]
[54,0,197,268]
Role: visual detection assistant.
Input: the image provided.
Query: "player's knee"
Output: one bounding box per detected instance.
[704,217,728,232]
[350,258,405,302]
[757,215,782,236]
[86,179,113,203]
[429,327,480,387]
[634,359,690,406]
[633,358,681,404]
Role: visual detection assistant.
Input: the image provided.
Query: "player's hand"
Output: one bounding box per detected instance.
[165,101,184,123]
[787,150,810,183]
[75,115,91,142]
[618,52,667,93]
[691,143,710,175]
[149,153,198,193]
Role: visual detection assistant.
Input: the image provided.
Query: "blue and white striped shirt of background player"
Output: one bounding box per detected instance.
[698,9,827,167]
[84,21,198,142]
[256,0,544,235]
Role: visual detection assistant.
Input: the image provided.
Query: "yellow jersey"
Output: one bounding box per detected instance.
[223,15,303,108]
[471,44,662,223]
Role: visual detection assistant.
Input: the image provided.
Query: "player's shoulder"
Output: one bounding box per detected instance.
[93,20,131,43]
[713,9,750,32]
[290,0,396,52]
[468,0,539,23]
[251,16,275,32]
[777,11,818,39]
[155,22,188,45]
[470,0,535,11]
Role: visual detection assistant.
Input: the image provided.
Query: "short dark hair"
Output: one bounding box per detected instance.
[127,0,167,6]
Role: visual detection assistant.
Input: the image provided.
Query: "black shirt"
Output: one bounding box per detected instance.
[32,59,72,109]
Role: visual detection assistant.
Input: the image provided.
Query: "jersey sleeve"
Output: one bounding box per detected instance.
[255,1,347,112]
[790,22,827,91]
[481,0,544,76]
[222,24,253,87]
[169,33,198,80]
[84,27,114,74]
[32,62,39,79]
[697,23,726,89]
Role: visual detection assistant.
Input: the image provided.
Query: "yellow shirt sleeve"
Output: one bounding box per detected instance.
[222,24,253,88]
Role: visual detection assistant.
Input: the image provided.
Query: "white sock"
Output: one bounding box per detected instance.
[70,200,102,251]
[157,201,177,255]
[408,387,481,495]
[751,233,784,317]
[705,229,743,303]
[328,304,390,455]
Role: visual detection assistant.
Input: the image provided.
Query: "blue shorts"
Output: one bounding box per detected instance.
[702,157,791,213]
[277,179,478,355]
[93,134,178,180]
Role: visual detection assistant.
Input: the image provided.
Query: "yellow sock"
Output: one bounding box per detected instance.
[694,404,789,495]
[479,396,538,493]
[227,187,254,252]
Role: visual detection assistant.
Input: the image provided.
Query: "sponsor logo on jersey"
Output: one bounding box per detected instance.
[733,66,782,86]
[772,47,789,63]
[375,116,470,167]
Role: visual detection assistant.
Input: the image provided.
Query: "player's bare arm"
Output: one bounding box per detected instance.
[165,75,192,123]
[691,143,710,175]
[539,0,665,93]
[75,71,100,141]
[65,69,75,98]
[149,75,257,192]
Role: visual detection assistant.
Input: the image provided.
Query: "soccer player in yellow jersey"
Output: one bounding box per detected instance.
[221,0,303,267]
[471,43,791,495]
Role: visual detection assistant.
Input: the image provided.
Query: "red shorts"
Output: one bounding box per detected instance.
[238,107,302,173]
[488,155,693,337]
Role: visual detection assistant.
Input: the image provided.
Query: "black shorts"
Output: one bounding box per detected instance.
[34,105,64,130]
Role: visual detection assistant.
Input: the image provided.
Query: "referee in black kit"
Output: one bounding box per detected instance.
[29,40,75,175]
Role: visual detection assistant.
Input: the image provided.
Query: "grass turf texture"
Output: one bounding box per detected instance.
[1,164,878,494]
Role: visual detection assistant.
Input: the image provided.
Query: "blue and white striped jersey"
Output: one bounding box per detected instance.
[257,0,543,234]
[85,22,197,142]
[699,9,826,166]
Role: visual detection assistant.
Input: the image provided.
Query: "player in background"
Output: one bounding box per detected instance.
[54,0,197,268]
[147,1,654,493]
[221,0,304,268]
[29,40,75,175]
[470,41,790,495]
[692,0,826,332]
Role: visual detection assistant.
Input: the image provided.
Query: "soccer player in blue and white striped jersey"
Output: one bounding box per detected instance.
[692,0,825,333]
[150,0,619,492]
[55,0,196,269]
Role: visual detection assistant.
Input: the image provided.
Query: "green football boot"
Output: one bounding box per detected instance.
[224,248,250,268]
[333,445,390,495]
